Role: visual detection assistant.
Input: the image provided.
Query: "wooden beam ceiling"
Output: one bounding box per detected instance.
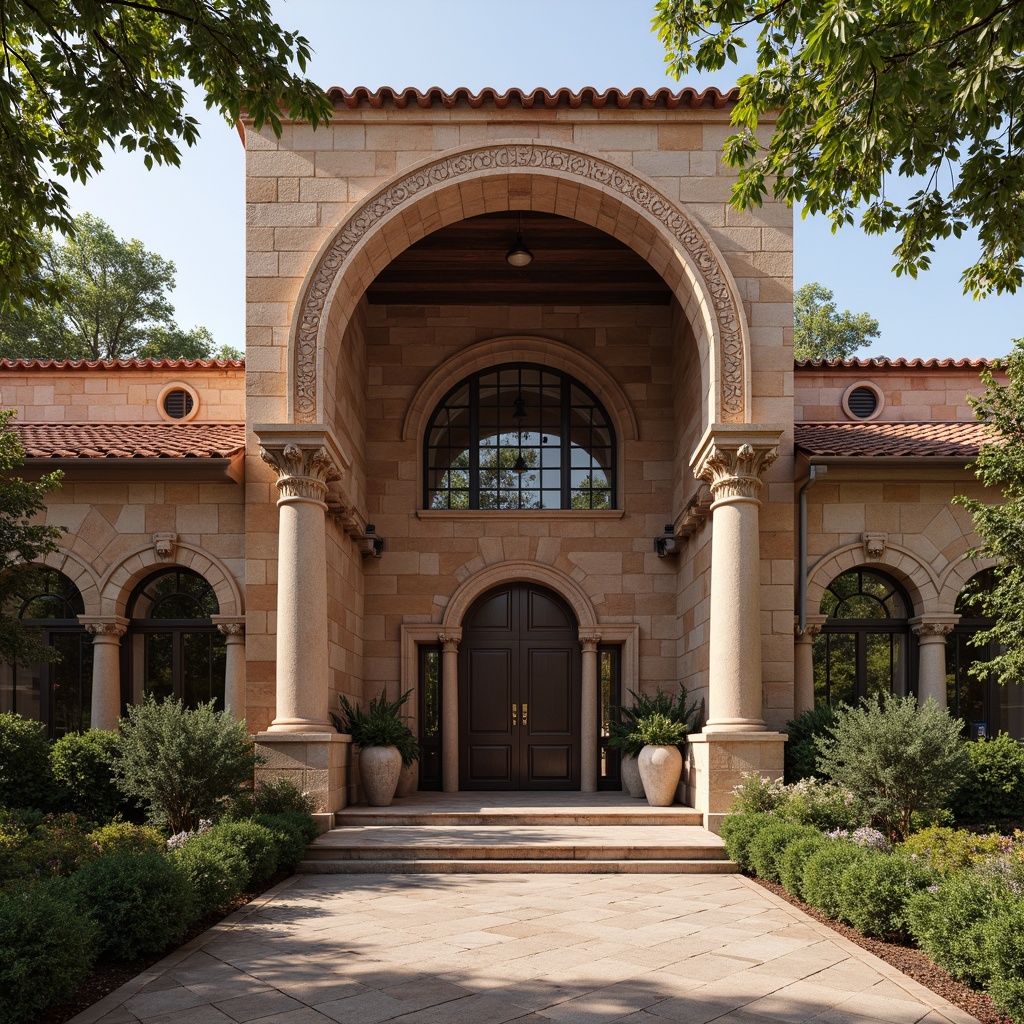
[366,212,672,306]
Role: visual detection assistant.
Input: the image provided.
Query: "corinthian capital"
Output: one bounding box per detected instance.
[690,427,783,505]
[255,425,349,505]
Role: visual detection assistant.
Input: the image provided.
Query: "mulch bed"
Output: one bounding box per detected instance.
[753,878,1013,1024]
[36,871,290,1024]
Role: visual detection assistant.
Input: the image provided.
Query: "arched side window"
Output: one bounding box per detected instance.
[126,569,226,710]
[424,363,616,510]
[0,568,92,737]
[813,568,913,706]
[947,570,1024,740]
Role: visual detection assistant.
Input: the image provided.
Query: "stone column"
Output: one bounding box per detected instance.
[212,616,246,721]
[257,428,345,734]
[439,631,461,793]
[80,616,128,732]
[692,430,780,731]
[794,616,826,716]
[911,616,958,708]
[579,632,601,793]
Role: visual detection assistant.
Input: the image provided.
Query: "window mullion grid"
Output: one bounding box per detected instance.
[469,373,480,509]
[560,377,571,508]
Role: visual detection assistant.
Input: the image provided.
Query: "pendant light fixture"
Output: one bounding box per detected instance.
[505,213,534,267]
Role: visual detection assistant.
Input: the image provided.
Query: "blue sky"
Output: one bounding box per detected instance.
[62,0,1021,360]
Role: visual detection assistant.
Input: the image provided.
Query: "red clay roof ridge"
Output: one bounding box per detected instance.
[796,357,993,369]
[0,358,244,370]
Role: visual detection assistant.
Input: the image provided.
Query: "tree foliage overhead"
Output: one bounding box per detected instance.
[1,0,332,309]
[654,0,1024,297]
[0,214,240,361]
[0,411,65,666]
[955,339,1024,686]
[794,282,880,361]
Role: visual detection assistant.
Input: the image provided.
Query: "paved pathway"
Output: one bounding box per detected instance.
[72,874,978,1024]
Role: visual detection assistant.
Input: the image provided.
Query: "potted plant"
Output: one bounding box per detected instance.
[332,688,413,807]
[608,719,646,798]
[394,721,421,798]
[635,712,688,806]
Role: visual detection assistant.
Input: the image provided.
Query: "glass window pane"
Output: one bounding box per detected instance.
[144,633,174,702]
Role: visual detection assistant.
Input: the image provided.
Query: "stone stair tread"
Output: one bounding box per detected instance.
[335,811,703,826]
[298,858,739,874]
[313,824,724,847]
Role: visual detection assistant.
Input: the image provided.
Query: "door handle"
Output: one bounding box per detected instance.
[522,703,528,726]
[512,703,518,727]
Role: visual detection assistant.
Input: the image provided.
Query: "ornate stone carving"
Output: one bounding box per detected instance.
[579,634,602,652]
[795,622,823,639]
[293,144,746,423]
[863,532,887,560]
[83,621,127,639]
[675,484,713,539]
[152,532,177,561]
[694,442,779,502]
[216,622,246,638]
[259,442,342,503]
[438,633,461,653]
[912,622,955,638]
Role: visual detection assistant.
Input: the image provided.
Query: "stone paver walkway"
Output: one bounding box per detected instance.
[71,874,979,1024]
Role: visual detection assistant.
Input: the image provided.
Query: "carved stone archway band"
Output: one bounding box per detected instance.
[694,442,779,505]
[293,144,746,423]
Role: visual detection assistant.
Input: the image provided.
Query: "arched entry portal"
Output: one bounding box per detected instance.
[459,583,581,790]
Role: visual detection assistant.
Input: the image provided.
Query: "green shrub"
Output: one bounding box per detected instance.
[816,695,968,842]
[229,776,315,819]
[836,851,932,938]
[50,729,130,822]
[906,871,1005,984]
[114,696,258,833]
[801,840,867,918]
[0,809,31,886]
[730,773,790,815]
[68,851,195,960]
[0,879,100,1024]
[952,733,1024,823]
[634,712,688,747]
[334,688,413,748]
[778,834,828,899]
[748,821,820,883]
[982,898,1024,1024]
[210,820,279,888]
[784,705,837,783]
[253,812,317,873]
[0,712,53,811]
[20,813,97,879]
[609,684,702,757]
[781,777,864,831]
[172,832,246,910]
[720,812,775,871]
[89,820,165,856]
[901,826,1004,874]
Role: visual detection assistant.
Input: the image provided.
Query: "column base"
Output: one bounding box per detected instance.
[703,718,768,733]
[255,731,353,832]
[266,717,335,734]
[684,731,787,834]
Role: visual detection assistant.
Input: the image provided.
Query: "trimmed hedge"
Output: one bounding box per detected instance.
[836,851,932,938]
[748,821,821,884]
[253,811,317,873]
[0,712,53,811]
[777,833,828,900]
[720,812,774,872]
[801,840,867,919]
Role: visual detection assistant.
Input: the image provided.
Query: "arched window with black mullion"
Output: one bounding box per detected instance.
[126,568,226,711]
[425,363,616,511]
[813,568,914,707]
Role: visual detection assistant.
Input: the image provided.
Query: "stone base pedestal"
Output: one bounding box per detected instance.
[255,731,352,834]
[685,731,787,834]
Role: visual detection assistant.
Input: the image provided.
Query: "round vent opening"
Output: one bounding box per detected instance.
[163,388,194,419]
[842,382,884,421]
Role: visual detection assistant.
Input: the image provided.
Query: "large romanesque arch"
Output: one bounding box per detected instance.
[287,142,752,428]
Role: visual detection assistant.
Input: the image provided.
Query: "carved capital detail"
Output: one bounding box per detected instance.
[293,144,746,424]
[259,442,342,503]
[796,622,823,639]
[438,633,461,653]
[83,621,127,639]
[695,442,779,503]
[579,633,602,652]
[216,622,245,638]
[913,622,955,638]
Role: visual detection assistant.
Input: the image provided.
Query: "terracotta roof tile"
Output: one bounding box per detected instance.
[0,358,244,371]
[13,423,246,460]
[323,86,738,110]
[795,357,992,370]
[795,421,992,458]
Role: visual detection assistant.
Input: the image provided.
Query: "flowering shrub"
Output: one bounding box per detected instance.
[902,826,1004,875]
[165,819,213,851]
[89,820,166,857]
[731,773,865,831]
[730,773,789,815]
[825,826,891,852]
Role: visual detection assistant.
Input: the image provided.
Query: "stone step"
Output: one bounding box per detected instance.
[334,808,704,827]
[298,858,739,874]
[305,842,727,862]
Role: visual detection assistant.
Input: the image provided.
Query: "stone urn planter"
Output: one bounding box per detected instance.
[395,759,419,798]
[637,744,682,807]
[620,752,646,799]
[359,745,402,806]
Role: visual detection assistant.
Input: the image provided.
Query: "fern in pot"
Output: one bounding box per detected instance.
[332,689,413,807]
[636,713,688,807]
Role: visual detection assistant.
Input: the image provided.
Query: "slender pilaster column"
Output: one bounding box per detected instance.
[258,428,345,734]
[911,616,958,708]
[80,616,128,732]
[439,631,461,793]
[794,616,826,716]
[212,617,246,721]
[579,632,602,792]
[692,429,781,732]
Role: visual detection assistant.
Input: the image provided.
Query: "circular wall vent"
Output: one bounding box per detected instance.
[842,382,884,421]
[157,383,200,422]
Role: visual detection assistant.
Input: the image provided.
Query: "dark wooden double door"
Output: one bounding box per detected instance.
[459,583,581,790]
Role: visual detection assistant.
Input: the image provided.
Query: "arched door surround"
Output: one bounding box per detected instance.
[459,583,581,790]
[287,142,751,428]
